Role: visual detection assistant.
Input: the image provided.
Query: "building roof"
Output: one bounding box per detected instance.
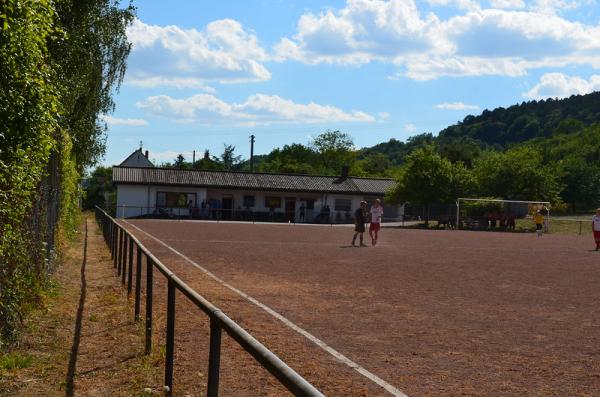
[120,149,154,168]
[112,166,395,195]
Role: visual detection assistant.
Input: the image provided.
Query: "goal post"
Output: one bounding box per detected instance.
[456,198,551,231]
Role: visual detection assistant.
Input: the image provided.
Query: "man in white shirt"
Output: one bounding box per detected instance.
[369,199,384,246]
[592,208,600,251]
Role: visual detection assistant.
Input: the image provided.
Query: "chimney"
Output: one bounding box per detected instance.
[341,165,349,179]
[144,150,149,158]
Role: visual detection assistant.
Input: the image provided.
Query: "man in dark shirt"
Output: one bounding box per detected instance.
[352,201,368,247]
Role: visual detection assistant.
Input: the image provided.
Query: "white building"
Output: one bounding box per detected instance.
[112,153,400,222]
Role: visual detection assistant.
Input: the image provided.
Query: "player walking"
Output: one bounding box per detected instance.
[369,199,384,246]
[351,201,368,247]
[592,208,600,251]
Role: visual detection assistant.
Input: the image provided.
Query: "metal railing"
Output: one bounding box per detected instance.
[111,204,358,224]
[94,206,323,397]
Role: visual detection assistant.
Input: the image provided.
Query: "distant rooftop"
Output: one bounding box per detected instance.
[112,166,394,195]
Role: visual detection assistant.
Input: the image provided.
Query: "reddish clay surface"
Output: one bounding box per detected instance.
[121,219,600,396]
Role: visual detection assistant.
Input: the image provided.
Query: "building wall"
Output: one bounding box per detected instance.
[116,184,207,218]
[116,183,401,221]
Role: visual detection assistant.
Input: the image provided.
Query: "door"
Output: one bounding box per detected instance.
[285,198,296,223]
[222,195,233,220]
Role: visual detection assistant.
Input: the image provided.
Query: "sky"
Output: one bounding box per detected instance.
[102,0,600,166]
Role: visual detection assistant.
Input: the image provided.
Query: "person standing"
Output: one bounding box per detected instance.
[369,199,384,246]
[533,210,544,237]
[299,203,306,223]
[351,201,368,247]
[592,208,600,251]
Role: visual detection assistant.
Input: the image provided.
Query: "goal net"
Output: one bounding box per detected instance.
[456,198,551,232]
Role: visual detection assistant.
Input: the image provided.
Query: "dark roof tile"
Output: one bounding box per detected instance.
[112,166,394,195]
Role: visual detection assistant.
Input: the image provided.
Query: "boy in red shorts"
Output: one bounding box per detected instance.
[369,199,384,246]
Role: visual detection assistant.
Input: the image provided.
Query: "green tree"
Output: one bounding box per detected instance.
[310,130,355,173]
[212,144,242,170]
[559,156,600,211]
[472,147,561,202]
[173,154,191,169]
[49,0,135,170]
[83,166,115,209]
[386,145,473,223]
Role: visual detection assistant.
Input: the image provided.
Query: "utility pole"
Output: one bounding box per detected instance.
[249,134,255,172]
[192,150,196,166]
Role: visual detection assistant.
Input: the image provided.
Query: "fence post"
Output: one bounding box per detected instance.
[122,234,128,285]
[135,246,142,321]
[206,317,222,397]
[145,256,153,355]
[113,226,118,268]
[127,236,133,292]
[164,279,176,397]
[119,229,125,276]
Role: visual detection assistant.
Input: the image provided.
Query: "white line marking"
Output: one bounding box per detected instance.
[125,221,408,397]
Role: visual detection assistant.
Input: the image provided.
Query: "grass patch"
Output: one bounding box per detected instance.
[0,353,33,371]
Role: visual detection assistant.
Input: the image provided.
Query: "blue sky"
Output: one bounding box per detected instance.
[102,0,600,166]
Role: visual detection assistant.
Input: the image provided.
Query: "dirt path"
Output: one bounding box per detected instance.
[1,216,162,396]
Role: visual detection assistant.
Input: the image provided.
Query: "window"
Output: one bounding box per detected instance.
[265,196,281,208]
[334,199,352,211]
[243,195,255,208]
[304,199,315,210]
[156,192,166,207]
[157,192,196,208]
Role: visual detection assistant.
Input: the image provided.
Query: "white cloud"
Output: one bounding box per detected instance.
[275,0,600,80]
[274,0,445,65]
[523,72,600,99]
[136,93,376,125]
[126,19,271,87]
[489,0,525,9]
[99,115,148,126]
[434,101,480,110]
[405,123,417,133]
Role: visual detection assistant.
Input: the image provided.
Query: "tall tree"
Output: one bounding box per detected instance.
[386,145,473,223]
[472,147,561,202]
[310,130,355,173]
[49,0,135,171]
[213,144,242,170]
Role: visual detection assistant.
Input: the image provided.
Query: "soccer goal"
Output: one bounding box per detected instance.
[456,198,551,231]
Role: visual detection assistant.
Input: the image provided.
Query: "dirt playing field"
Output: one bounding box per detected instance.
[119,219,600,396]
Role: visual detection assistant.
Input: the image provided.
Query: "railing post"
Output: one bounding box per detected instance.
[164,279,176,397]
[145,256,153,355]
[207,317,222,397]
[135,246,142,321]
[118,229,124,276]
[112,224,117,265]
[122,233,128,285]
[128,237,134,294]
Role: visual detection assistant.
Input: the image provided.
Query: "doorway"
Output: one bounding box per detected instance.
[222,195,233,220]
[285,198,296,223]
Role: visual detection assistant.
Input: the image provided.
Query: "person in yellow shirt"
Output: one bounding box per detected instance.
[533,210,544,237]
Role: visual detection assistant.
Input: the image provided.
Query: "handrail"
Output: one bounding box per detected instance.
[94,205,323,397]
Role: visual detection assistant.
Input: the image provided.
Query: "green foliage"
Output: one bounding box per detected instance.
[438,92,600,147]
[49,0,135,171]
[0,352,32,371]
[386,145,474,207]
[0,0,134,346]
[472,147,561,202]
[212,144,242,170]
[83,166,115,209]
[310,130,356,173]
